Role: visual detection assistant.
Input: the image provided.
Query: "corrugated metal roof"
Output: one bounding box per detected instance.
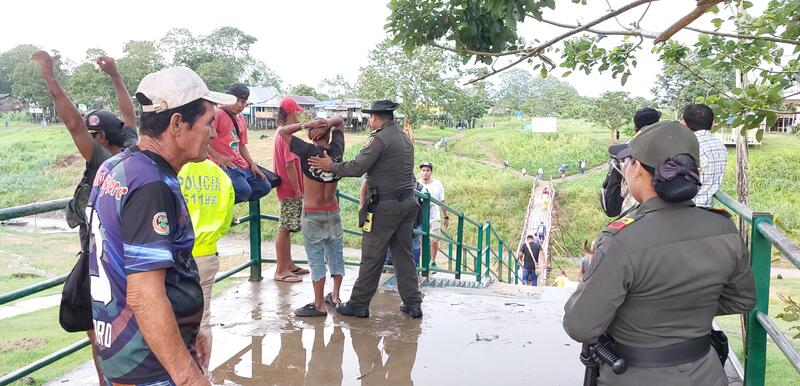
[316,98,363,108]
[289,95,320,105]
[246,86,279,104]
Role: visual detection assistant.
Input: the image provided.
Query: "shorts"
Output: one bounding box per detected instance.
[279,199,303,232]
[105,378,174,386]
[522,268,537,284]
[301,209,345,282]
[429,220,442,237]
[194,253,220,333]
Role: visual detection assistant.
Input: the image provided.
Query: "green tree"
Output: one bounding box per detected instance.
[66,49,113,109]
[524,76,580,117]
[290,84,320,98]
[493,69,532,113]
[116,40,165,93]
[244,60,283,91]
[10,50,67,110]
[652,55,735,115]
[355,39,463,127]
[319,74,355,99]
[0,44,41,94]
[386,0,800,132]
[586,91,640,144]
[195,58,240,93]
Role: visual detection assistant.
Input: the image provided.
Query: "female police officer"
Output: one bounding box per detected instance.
[563,120,755,386]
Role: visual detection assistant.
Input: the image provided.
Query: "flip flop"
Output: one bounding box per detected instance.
[274,273,302,283]
[325,293,340,307]
[291,267,310,275]
[295,303,327,317]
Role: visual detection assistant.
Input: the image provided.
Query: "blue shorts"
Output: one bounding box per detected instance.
[302,209,345,281]
[522,268,537,284]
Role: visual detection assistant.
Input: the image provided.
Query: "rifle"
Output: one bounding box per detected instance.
[581,335,627,386]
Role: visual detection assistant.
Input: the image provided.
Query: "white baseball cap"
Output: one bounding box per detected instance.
[136,66,236,113]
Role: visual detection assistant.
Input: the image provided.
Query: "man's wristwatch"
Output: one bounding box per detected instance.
[300,123,307,130]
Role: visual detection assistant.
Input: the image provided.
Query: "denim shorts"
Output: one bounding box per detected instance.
[522,268,537,284]
[302,209,345,281]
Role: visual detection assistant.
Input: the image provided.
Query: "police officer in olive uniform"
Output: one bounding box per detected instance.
[309,100,423,319]
[563,121,756,386]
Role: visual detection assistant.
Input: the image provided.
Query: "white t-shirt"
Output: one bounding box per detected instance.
[420,178,445,223]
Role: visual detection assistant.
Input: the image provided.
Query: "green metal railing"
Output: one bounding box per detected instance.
[714,191,800,385]
[0,188,521,384]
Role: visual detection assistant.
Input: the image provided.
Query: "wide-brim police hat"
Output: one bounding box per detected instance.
[362,99,400,113]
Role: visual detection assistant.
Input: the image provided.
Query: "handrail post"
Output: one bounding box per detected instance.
[498,239,504,281]
[448,241,454,271]
[476,224,483,283]
[455,215,464,280]
[248,199,263,282]
[744,212,773,386]
[420,192,432,277]
[507,249,512,283]
[514,255,519,285]
[484,222,492,279]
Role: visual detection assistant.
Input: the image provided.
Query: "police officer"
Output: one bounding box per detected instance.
[563,121,756,386]
[309,100,423,319]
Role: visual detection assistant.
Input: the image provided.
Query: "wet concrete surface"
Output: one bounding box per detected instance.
[47,267,583,386]
[206,267,582,385]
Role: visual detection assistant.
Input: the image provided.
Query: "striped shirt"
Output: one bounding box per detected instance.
[693,130,728,208]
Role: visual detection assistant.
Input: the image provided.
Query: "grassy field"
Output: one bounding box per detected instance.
[424,117,616,180]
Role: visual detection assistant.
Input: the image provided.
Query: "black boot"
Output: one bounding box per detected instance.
[336,302,369,318]
[400,303,423,319]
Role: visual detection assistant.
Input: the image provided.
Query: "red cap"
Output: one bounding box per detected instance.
[280,97,304,114]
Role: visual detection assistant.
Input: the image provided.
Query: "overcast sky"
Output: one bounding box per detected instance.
[0,0,768,99]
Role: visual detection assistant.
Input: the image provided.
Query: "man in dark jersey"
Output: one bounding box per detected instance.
[32,50,138,384]
[87,66,234,385]
[277,115,347,317]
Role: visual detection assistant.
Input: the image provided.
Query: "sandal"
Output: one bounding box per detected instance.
[325,293,340,307]
[294,303,327,317]
[274,273,302,283]
[291,267,310,275]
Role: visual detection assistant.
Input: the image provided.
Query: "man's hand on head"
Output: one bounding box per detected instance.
[308,151,333,172]
[96,56,120,77]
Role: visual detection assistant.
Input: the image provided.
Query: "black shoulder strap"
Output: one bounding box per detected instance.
[222,108,240,138]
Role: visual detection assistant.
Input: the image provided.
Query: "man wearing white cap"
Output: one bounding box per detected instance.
[86,66,234,385]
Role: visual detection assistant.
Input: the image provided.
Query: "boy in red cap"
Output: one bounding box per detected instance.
[272,97,310,282]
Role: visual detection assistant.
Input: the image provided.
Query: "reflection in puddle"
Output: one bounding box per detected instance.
[211,321,419,386]
[206,272,582,385]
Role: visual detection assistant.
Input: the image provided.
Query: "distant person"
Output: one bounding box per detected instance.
[177,159,235,374]
[32,51,138,385]
[579,158,587,175]
[278,115,347,317]
[521,168,528,176]
[3,114,8,128]
[87,66,234,386]
[554,270,570,288]
[682,104,727,208]
[503,160,509,169]
[208,83,271,203]
[536,221,547,244]
[559,163,568,178]
[518,235,541,286]
[273,97,311,283]
[419,161,448,267]
[537,167,544,180]
[600,107,661,218]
